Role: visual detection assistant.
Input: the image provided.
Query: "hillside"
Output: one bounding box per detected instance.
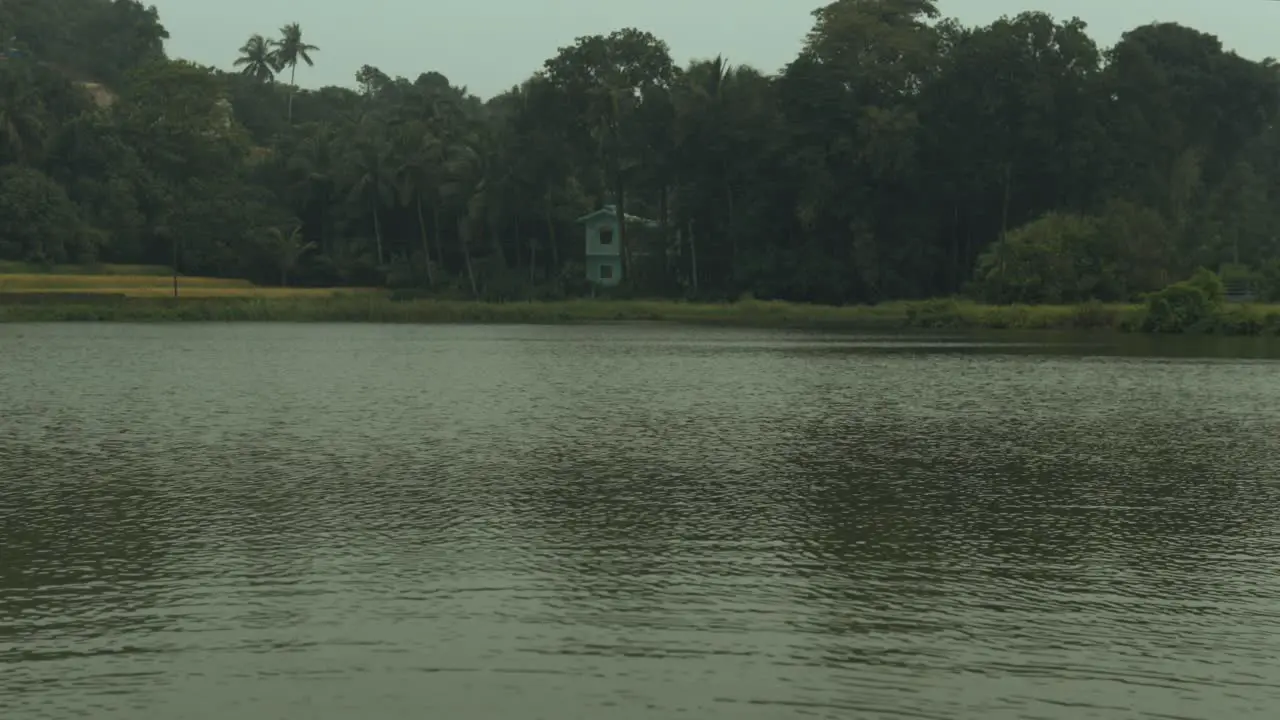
[0,0,166,86]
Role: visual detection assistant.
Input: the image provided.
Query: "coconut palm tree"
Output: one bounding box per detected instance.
[394,121,445,286]
[286,123,339,254]
[342,120,396,266]
[439,129,494,297]
[271,23,319,123]
[263,224,314,286]
[233,34,277,83]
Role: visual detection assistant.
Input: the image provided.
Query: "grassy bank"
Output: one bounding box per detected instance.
[1,287,1279,335]
[0,294,919,327]
[917,299,1280,335]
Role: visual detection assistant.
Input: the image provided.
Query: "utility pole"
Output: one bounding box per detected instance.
[171,234,179,298]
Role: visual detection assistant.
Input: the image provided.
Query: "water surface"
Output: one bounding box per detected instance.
[2,323,1279,719]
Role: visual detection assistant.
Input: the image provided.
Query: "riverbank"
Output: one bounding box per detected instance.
[2,294,1278,334]
[0,289,1274,335]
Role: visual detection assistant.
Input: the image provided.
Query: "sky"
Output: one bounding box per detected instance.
[150,0,1280,99]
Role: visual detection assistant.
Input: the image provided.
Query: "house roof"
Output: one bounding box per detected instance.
[575,204,658,228]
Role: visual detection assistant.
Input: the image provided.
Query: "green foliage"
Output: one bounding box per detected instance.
[1093,200,1176,295]
[234,35,277,83]
[1141,269,1224,333]
[1,0,1279,304]
[1260,260,1280,302]
[0,166,93,263]
[1142,282,1214,333]
[972,201,1180,305]
[0,294,1137,331]
[0,0,167,86]
[901,297,1139,331]
[972,213,1097,304]
[1206,303,1280,335]
[1187,266,1226,304]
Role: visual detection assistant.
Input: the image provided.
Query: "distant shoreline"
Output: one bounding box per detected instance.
[2,295,1279,336]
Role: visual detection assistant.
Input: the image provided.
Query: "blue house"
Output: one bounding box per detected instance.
[576,204,658,287]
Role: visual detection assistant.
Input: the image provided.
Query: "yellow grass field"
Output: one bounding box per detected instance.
[0,272,381,298]
[0,262,174,276]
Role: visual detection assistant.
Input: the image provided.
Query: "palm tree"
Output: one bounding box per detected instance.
[674,56,749,285]
[233,34,277,83]
[271,23,319,123]
[286,123,338,253]
[263,224,314,286]
[343,122,396,266]
[394,121,444,286]
[439,130,493,297]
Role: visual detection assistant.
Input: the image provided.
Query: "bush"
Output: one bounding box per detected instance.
[1187,266,1226,303]
[904,298,962,327]
[970,213,1092,304]
[1141,268,1223,333]
[970,203,1176,306]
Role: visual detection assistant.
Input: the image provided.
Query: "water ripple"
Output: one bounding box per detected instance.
[2,322,1279,719]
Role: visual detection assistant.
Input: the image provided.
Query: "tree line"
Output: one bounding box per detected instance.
[2,0,1279,303]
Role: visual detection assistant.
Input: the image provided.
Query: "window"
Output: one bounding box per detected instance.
[598,228,614,245]
[599,263,614,280]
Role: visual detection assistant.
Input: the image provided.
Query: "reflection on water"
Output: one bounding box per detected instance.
[2,322,1279,719]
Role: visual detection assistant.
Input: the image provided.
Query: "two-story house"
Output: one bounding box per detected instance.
[576,205,658,287]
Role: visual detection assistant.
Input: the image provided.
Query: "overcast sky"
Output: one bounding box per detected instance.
[149,0,1280,98]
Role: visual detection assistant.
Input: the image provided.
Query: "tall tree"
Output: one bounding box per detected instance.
[234,34,277,83]
[0,67,47,165]
[260,224,314,286]
[543,28,676,280]
[272,22,318,123]
[341,117,396,267]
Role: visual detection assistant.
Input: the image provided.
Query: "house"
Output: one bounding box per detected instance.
[575,204,658,287]
[1224,277,1257,303]
[1220,264,1260,303]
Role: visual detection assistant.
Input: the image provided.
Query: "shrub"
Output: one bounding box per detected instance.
[1187,266,1225,304]
[970,213,1091,304]
[904,298,962,328]
[970,203,1176,305]
[1141,268,1223,333]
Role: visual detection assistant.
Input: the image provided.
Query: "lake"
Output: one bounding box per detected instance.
[2,322,1279,719]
